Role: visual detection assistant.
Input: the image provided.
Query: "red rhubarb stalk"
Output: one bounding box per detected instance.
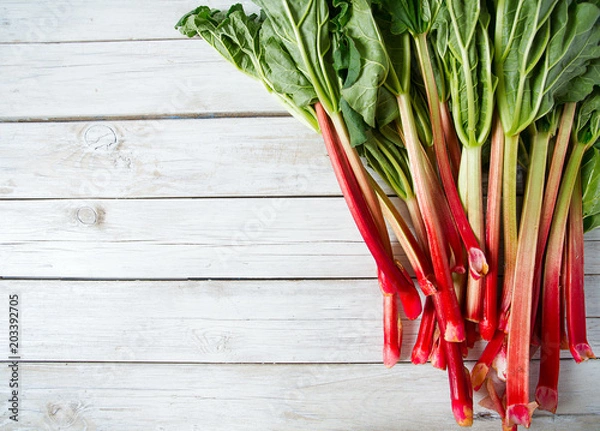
[430,326,447,370]
[471,330,506,391]
[481,116,504,340]
[537,141,589,412]
[412,296,437,364]
[315,102,421,316]
[414,33,488,280]
[443,339,474,427]
[383,293,401,367]
[530,103,577,334]
[497,133,520,332]
[565,173,596,362]
[373,181,437,296]
[506,131,549,427]
[440,100,462,182]
[397,93,465,342]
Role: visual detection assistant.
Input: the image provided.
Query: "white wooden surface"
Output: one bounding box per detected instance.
[1,1,598,430]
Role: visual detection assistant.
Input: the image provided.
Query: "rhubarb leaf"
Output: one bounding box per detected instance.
[253,0,339,113]
[440,0,495,148]
[333,0,390,128]
[375,0,441,36]
[261,19,317,108]
[579,91,600,231]
[494,0,557,135]
[376,86,400,127]
[340,99,370,147]
[582,147,600,231]
[538,1,600,113]
[176,5,262,79]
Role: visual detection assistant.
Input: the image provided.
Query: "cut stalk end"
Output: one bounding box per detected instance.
[535,386,558,413]
[570,343,596,363]
[506,403,537,428]
[471,363,489,392]
[452,402,474,427]
[468,247,489,279]
[411,347,430,365]
[444,320,466,343]
[479,319,496,342]
[383,345,400,368]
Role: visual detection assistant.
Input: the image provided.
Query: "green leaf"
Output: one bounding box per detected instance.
[583,213,600,232]
[581,147,600,227]
[557,57,600,104]
[372,6,411,95]
[494,0,557,135]
[335,0,390,128]
[175,5,263,79]
[340,99,370,147]
[575,89,600,148]
[253,0,339,113]
[261,18,317,108]
[374,0,440,35]
[538,1,600,114]
[441,0,496,148]
[176,4,319,130]
[376,86,400,127]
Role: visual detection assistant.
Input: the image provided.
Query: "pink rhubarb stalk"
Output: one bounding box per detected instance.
[565,173,596,362]
[412,296,437,364]
[505,131,549,427]
[471,330,506,391]
[536,140,589,412]
[415,33,488,280]
[315,102,422,318]
[397,93,465,342]
[383,293,401,367]
[481,116,504,340]
[530,103,577,335]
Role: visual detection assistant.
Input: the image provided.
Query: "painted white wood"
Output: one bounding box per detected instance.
[1,279,597,363]
[0,118,336,199]
[0,197,395,278]
[0,362,598,431]
[0,0,261,43]
[1,198,600,279]
[0,40,282,121]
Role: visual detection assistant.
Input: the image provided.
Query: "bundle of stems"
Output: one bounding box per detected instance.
[176,0,600,428]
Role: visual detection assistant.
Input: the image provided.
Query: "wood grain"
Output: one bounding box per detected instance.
[1,279,598,363]
[0,362,597,431]
[0,118,335,199]
[0,40,282,121]
[0,0,260,43]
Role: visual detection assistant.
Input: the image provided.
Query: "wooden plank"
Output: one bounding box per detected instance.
[0,197,384,279]
[0,0,260,43]
[0,362,598,430]
[2,198,600,279]
[0,40,282,121]
[1,279,598,363]
[0,118,336,199]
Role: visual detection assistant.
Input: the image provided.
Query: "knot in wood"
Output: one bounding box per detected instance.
[77,206,98,225]
[84,124,118,150]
